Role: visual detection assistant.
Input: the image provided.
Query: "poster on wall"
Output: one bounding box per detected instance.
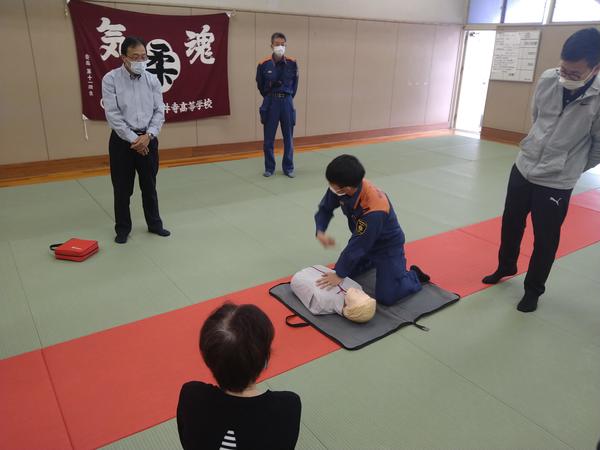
[490,30,540,82]
[68,0,230,122]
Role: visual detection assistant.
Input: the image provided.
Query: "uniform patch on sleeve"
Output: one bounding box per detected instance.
[356,218,368,235]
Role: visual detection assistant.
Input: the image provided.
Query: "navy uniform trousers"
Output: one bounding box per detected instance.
[349,249,422,306]
[109,130,163,236]
[260,94,295,174]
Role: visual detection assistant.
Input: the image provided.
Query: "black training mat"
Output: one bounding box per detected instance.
[269,270,459,350]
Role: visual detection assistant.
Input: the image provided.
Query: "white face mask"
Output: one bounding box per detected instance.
[128,59,147,75]
[273,45,285,57]
[558,67,595,90]
[329,186,345,196]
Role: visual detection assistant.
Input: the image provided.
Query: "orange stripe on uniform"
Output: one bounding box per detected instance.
[355,179,390,214]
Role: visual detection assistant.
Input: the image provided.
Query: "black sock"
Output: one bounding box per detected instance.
[410,265,431,284]
[517,293,539,312]
[482,266,517,284]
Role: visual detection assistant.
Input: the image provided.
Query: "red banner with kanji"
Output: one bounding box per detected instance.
[68,0,230,122]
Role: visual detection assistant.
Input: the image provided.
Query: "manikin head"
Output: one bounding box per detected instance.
[342,287,376,323]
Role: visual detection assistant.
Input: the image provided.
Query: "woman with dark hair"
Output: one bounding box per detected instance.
[177,303,301,449]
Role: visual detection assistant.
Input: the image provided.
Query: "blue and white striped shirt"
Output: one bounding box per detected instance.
[102,65,165,143]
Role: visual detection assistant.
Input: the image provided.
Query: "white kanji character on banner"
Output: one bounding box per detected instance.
[203,98,213,109]
[184,25,216,64]
[171,102,180,114]
[179,102,188,113]
[96,17,126,61]
[195,100,204,110]
[164,103,171,114]
[188,101,196,111]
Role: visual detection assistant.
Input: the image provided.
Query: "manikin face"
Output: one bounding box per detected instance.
[344,288,371,308]
[342,287,376,323]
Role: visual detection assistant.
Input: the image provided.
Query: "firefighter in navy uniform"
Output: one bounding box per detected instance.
[256,32,299,178]
[314,155,430,306]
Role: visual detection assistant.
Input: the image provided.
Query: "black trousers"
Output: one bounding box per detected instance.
[497,165,572,296]
[109,131,163,236]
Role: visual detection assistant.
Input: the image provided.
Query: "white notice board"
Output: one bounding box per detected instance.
[490,30,540,82]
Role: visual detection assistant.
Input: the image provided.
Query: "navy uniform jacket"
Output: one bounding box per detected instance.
[256,55,299,98]
[314,180,406,278]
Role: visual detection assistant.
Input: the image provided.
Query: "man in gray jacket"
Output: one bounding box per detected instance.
[483,28,600,312]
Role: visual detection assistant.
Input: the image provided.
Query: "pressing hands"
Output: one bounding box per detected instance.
[316,272,342,290]
[130,133,151,155]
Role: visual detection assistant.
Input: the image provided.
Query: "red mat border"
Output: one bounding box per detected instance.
[1,189,600,450]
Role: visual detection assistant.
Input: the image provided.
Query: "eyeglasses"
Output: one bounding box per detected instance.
[558,65,595,82]
[126,55,148,62]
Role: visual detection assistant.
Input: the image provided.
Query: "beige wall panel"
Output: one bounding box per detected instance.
[25,0,111,160]
[195,11,257,146]
[115,3,191,14]
[0,0,48,164]
[305,17,356,136]
[425,25,461,125]
[536,31,561,74]
[350,21,397,132]
[254,13,309,140]
[390,24,435,128]
[482,81,532,132]
[113,0,467,24]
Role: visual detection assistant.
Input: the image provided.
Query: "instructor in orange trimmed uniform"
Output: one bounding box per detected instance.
[314,155,429,306]
[256,32,299,178]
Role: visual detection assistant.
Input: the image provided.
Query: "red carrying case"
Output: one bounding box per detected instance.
[50,238,99,262]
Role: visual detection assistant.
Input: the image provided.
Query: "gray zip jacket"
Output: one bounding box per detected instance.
[516,68,600,189]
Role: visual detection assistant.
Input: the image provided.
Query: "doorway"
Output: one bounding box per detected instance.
[455,30,496,133]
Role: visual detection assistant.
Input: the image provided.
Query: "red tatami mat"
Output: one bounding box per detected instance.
[43,280,339,450]
[0,351,72,450]
[460,204,600,259]
[571,187,600,213]
[2,190,600,449]
[404,229,530,298]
